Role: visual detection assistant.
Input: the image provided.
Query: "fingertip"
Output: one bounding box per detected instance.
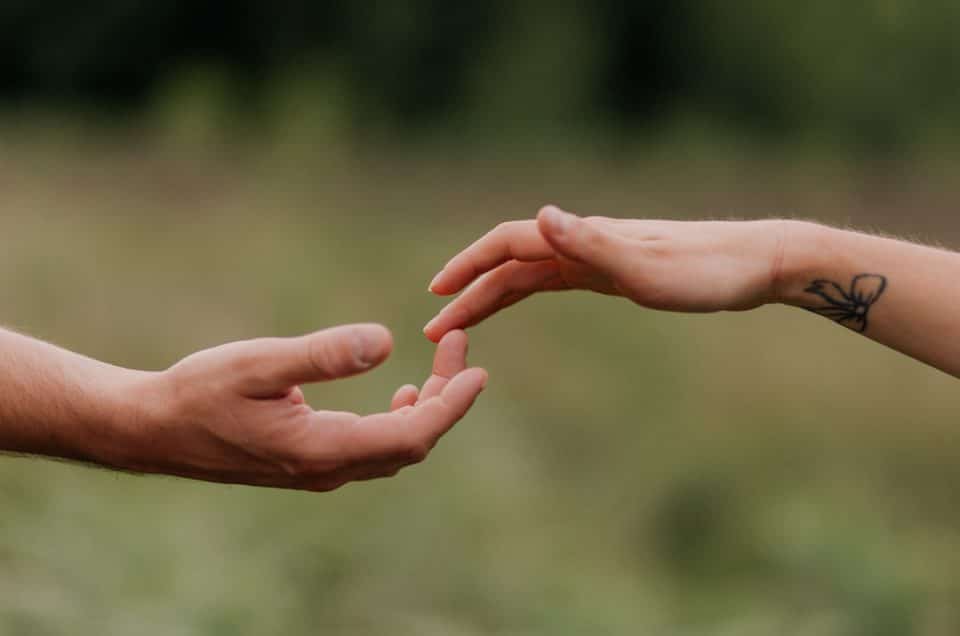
[428,281,458,297]
[428,271,446,294]
[391,384,420,410]
[537,205,576,239]
[352,323,393,366]
[423,316,447,343]
[471,367,489,391]
[362,322,393,343]
[431,261,476,296]
[427,265,462,296]
[422,315,441,339]
[446,366,488,396]
[437,328,468,350]
[537,204,567,223]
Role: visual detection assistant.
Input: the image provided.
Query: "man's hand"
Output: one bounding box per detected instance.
[424,206,787,342]
[116,325,486,491]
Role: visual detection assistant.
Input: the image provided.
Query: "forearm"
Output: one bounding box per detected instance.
[777,221,960,377]
[0,328,148,464]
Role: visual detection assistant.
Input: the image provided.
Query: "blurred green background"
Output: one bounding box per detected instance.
[2,2,960,635]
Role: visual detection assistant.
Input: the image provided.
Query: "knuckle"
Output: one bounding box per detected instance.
[642,240,674,260]
[489,264,517,287]
[489,221,521,240]
[499,263,538,294]
[228,338,277,381]
[224,338,273,375]
[581,226,609,250]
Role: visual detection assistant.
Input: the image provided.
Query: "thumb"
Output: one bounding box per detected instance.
[232,323,393,397]
[536,206,629,275]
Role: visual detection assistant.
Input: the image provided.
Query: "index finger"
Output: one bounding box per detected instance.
[428,219,555,295]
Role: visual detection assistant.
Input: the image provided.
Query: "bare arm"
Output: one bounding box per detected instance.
[777,222,960,377]
[425,206,960,378]
[0,328,148,462]
[0,325,487,490]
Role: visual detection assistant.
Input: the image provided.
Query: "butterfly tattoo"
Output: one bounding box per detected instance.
[803,274,888,333]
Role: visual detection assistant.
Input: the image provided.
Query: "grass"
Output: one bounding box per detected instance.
[0,127,959,635]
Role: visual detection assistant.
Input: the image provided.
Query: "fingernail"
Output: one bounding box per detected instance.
[422,317,438,335]
[353,327,383,365]
[542,206,571,236]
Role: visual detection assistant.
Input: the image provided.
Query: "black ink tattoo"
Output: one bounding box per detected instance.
[803,274,887,333]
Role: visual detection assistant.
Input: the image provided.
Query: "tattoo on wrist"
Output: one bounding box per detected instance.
[803,274,888,333]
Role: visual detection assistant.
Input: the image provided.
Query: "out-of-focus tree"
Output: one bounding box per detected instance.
[1,0,958,150]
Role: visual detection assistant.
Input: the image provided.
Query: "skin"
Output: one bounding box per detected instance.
[0,325,487,491]
[425,205,960,378]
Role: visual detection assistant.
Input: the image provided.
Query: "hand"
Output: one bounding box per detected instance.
[424,206,788,342]
[116,325,486,491]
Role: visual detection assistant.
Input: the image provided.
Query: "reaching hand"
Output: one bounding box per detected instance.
[424,206,787,342]
[122,325,486,491]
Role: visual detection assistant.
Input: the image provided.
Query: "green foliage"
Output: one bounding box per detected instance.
[2,1,959,151]
[1,130,959,633]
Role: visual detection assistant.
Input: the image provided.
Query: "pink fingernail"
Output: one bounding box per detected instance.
[428,271,444,292]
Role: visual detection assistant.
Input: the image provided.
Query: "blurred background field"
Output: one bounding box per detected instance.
[2,2,960,635]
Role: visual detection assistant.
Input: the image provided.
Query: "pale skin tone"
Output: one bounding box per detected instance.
[0,324,487,491]
[425,205,960,379]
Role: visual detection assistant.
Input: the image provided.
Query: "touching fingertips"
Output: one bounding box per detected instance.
[437,328,468,352]
[424,304,467,342]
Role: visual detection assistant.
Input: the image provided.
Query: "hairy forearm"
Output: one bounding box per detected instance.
[0,324,487,491]
[777,221,960,377]
[0,329,148,464]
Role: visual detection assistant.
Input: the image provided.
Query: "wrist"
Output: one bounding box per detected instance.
[76,365,167,471]
[772,220,837,307]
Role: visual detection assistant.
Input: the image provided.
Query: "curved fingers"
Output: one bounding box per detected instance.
[296,361,487,491]
[429,221,555,295]
[423,260,567,342]
[407,367,488,445]
[333,367,487,467]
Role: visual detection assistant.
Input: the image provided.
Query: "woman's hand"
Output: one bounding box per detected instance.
[117,325,486,491]
[424,206,788,342]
